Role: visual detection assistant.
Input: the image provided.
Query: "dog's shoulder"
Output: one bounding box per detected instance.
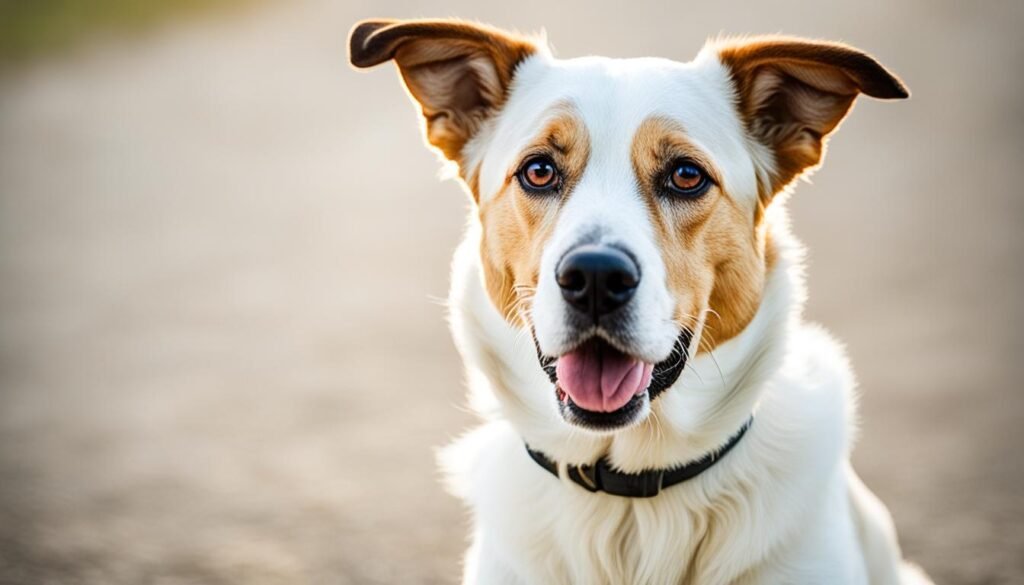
[437,420,524,503]
[784,323,856,409]
[761,322,859,465]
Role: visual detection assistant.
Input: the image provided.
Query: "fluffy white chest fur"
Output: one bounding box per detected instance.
[348,18,931,585]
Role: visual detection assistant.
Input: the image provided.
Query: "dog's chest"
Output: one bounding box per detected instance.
[502,482,756,585]
[560,498,703,584]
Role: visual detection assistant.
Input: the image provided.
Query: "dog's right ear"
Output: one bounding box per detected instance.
[349,19,538,163]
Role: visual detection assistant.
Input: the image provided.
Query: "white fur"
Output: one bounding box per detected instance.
[436,48,930,585]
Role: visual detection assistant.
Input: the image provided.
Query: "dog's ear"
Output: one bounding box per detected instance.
[349,19,538,163]
[712,36,909,199]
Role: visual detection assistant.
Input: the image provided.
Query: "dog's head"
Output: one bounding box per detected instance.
[350,20,907,433]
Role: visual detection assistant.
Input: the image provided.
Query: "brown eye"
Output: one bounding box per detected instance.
[666,160,710,197]
[518,157,561,193]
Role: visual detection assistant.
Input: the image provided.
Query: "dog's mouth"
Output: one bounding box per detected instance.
[536,332,691,431]
[555,338,654,412]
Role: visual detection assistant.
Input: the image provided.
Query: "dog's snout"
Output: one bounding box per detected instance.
[556,245,639,318]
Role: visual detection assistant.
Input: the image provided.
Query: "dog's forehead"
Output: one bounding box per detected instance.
[475,52,759,204]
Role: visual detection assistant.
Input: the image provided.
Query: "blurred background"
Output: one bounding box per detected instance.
[0,1,1021,583]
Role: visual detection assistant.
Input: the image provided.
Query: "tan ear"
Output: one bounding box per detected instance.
[349,19,538,163]
[714,36,909,198]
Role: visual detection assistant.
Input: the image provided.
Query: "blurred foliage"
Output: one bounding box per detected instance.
[0,0,253,67]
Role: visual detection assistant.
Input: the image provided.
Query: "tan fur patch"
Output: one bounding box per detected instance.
[631,117,768,350]
[477,105,591,325]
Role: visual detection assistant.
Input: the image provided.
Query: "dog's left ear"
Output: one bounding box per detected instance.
[349,19,538,163]
[712,36,909,199]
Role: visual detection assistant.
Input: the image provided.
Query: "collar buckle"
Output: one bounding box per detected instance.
[567,462,601,492]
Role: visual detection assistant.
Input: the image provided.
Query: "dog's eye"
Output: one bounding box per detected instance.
[665,160,710,197]
[518,157,561,193]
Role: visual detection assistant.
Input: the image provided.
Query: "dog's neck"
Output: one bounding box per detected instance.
[448,207,803,472]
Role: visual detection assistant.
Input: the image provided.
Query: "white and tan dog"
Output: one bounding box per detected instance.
[349,19,931,585]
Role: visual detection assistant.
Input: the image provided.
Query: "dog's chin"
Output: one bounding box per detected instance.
[536,331,692,434]
[557,384,652,433]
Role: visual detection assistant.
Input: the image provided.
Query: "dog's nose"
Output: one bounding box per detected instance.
[556,245,640,318]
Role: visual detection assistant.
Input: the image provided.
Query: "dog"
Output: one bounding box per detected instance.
[349,18,932,585]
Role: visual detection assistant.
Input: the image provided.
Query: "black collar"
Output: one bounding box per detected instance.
[525,417,753,498]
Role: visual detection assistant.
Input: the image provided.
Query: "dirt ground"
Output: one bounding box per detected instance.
[1,1,1022,583]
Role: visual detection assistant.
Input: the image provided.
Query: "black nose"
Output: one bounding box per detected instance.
[556,244,640,318]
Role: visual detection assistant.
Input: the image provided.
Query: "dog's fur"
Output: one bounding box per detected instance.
[350,19,932,584]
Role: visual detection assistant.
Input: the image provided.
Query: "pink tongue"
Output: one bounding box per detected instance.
[555,341,654,413]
